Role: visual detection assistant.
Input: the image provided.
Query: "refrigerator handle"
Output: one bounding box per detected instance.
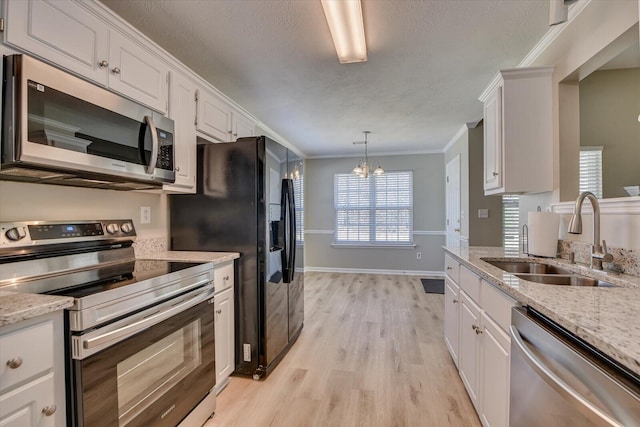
[281,179,296,283]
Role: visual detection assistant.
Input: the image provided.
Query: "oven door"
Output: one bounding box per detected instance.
[69,288,215,427]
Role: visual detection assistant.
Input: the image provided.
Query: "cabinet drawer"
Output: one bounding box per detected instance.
[214,261,234,294]
[459,266,481,304]
[444,254,460,283]
[0,320,53,393]
[481,280,517,333]
[0,371,56,426]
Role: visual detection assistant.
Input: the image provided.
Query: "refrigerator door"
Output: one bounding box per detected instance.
[287,152,304,341]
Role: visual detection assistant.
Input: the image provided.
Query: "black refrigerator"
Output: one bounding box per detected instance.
[169,136,304,379]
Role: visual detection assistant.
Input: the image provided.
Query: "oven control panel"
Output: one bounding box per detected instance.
[0,220,136,248]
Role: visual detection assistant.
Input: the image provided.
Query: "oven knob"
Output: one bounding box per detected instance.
[106,223,120,234]
[120,223,134,233]
[5,227,26,241]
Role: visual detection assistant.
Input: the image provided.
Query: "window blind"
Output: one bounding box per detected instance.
[502,195,520,252]
[334,171,413,245]
[579,147,603,199]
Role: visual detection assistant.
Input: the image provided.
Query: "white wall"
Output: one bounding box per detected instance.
[304,154,445,275]
[0,181,168,239]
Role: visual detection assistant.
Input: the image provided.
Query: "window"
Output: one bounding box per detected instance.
[334,171,413,245]
[293,174,304,243]
[502,195,520,252]
[579,147,603,199]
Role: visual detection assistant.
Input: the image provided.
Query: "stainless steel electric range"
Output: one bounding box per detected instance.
[0,220,216,427]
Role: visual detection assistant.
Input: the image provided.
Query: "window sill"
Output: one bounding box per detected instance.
[331,243,416,249]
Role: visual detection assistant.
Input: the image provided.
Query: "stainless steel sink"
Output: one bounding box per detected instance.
[514,274,617,287]
[482,259,574,275]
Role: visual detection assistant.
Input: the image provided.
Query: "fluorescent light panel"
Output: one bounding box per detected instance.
[321,0,367,63]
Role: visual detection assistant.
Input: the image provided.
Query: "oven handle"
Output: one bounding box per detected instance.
[510,325,623,427]
[81,285,213,354]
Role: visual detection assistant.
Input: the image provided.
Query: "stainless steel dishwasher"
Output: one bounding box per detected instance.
[510,307,640,427]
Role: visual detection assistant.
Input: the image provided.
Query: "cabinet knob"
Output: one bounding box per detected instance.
[492,171,499,177]
[454,228,460,232]
[452,299,458,304]
[42,405,57,416]
[6,357,23,369]
[175,166,180,172]
[98,60,109,68]
[224,275,230,281]
[216,309,222,315]
[111,67,121,75]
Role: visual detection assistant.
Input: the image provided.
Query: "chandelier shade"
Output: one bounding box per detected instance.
[352,131,383,178]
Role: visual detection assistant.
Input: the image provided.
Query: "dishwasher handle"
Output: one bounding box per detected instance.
[510,325,623,427]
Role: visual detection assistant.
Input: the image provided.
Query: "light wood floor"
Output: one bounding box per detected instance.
[206,272,481,427]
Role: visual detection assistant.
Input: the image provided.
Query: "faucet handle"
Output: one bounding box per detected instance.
[602,240,609,254]
[595,240,614,264]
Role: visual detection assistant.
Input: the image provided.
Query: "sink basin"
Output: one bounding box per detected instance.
[514,274,617,287]
[482,259,574,275]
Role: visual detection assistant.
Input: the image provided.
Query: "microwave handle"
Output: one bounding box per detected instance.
[144,115,159,175]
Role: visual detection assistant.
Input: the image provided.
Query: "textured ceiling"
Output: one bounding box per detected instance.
[101,0,550,157]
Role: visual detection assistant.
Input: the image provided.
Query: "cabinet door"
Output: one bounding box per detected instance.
[108,31,169,113]
[214,286,235,391]
[5,0,109,85]
[444,278,460,367]
[483,85,503,192]
[196,90,232,142]
[164,71,196,193]
[479,312,511,427]
[0,372,56,427]
[459,291,481,411]
[232,110,256,140]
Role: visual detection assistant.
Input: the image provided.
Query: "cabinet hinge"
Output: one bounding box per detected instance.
[446,176,449,183]
[194,90,198,102]
[0,18,5,32]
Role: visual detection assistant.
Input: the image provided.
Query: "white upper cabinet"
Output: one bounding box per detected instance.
[5,0,110,85]
[107,31,169,114]
[164,70,197,193]
[196,88,256,143]
[5,0,169,113]
[233,109,256,140]
[196,89,233,142]
[479,67,554,195]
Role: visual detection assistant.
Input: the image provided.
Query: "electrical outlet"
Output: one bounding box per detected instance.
[243,343,251,362]
[478,209,489,219]
[140,206,151,224]
[416,252,422,260]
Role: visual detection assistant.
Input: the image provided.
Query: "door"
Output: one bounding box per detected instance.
[480,312,510,427]
[446,154,461,246]
[232,111,255,140]
[459,291,481,411]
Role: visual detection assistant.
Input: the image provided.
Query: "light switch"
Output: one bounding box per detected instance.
[478,209,489,219]
[140,206,151,224]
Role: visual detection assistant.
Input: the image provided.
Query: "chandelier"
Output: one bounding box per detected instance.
[352,131,384,178]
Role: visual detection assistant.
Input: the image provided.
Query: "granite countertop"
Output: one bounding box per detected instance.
[0,291,74,327]
[138,251,239,264]
[443,246,640,376]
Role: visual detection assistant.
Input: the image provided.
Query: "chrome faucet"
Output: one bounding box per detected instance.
[567,191,613,270]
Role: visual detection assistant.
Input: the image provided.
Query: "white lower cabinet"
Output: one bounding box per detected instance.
[459,290,482,410]
[444,277,460,367]
[214,261,235,393]
[0,312,65,427]
[450,262,517,427]
[479,312,511,427]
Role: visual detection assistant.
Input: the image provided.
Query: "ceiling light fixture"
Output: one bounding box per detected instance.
[352,131,383,178]
[320,0,367,64]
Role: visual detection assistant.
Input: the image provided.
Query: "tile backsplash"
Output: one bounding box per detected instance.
[559,240,639,277]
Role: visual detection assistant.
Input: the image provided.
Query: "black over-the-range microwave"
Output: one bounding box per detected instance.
[1,54,175,190]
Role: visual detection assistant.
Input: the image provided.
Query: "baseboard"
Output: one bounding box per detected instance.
[304,267,445,277]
